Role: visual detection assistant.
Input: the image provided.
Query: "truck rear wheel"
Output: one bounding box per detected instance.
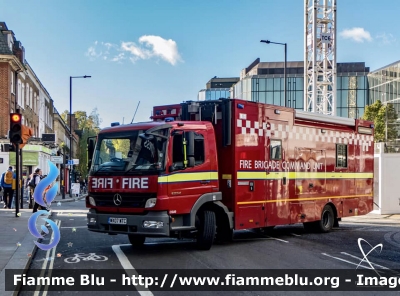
[128,235,146,247]
[196,210,216,250]
[316,205,334,233]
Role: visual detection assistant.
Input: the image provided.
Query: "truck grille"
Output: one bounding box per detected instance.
[90,193,156,208]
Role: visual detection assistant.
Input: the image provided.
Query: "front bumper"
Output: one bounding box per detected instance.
[87,209,170,237]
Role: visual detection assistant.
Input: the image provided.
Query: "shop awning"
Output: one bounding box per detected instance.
[9,151,39,166]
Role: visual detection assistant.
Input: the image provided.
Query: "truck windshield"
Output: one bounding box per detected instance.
[90,128,168,176]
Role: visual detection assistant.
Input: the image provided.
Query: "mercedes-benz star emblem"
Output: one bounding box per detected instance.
[113,194,122,206]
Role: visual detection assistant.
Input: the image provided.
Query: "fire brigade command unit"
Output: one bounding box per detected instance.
[85,99,374,250]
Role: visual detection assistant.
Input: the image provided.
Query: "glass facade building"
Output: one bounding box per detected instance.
[368,60,400,143]
[197,77,239,101]
[232,60,370,118]
[198,88,231,101]
[368,60,400,118]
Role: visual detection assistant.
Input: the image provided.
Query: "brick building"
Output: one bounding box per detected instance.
[0,22,71,192]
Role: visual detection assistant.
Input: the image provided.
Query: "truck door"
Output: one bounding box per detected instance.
[264,135,290,227]
[291,148,327,223]
[166,130,216,214]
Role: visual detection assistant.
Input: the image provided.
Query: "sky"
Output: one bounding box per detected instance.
[1,0,399,128]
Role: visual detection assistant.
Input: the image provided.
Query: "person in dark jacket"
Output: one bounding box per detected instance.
[30,168,46,213]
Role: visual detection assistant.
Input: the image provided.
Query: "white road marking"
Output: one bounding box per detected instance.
[34,219,60,296]
[244,229,289,243]
[233,238,284,242]
[262,235,289,243]
[112,244,154,296]
[321,253,373,269]
[42,220,61,296]
[340,252,390,270]
[290,233,301,237]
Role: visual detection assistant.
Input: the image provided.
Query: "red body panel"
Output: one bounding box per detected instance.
[87,99,374,232]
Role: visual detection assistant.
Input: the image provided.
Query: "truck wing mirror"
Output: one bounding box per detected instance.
[186,131,195,168]
[187,157,195,167]
[87,138,95,170]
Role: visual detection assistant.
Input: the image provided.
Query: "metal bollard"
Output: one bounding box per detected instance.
[61,185,65,199]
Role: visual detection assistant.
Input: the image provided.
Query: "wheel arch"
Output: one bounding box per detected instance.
[190,192,233,230]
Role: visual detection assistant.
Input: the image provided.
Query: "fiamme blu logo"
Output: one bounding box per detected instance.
[28,160,60,250]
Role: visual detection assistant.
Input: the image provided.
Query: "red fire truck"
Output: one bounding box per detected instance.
[86,99,374,250]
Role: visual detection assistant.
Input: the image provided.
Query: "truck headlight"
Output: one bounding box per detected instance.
[143,221,164,228]
[145,198,157,208]
[89,196,96,206]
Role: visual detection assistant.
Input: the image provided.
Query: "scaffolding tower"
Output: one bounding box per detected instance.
[304,0,337,115]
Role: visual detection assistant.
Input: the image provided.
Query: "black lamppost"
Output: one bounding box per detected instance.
[260,40,287,107]
[69,75,91,197]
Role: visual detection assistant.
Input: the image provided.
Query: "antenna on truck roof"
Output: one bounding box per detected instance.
[131,101,141,124]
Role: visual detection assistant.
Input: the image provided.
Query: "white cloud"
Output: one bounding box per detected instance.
[339,27,372,42]
[85,43,102,60]
[138,35,182,65]
[111,53,126,62]
[376,33,396,45]
[121,42,151,60]
[86,36,183,66]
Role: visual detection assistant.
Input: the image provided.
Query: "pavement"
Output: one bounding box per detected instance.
[0,196,399,296]
[341,211,400,225]
[0,193,86,296]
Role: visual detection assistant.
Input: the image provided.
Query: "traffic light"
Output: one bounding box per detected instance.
[9,113,22,144]
[20,125,33,149]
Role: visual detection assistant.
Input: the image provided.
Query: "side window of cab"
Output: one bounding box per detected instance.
[171,131,205,170]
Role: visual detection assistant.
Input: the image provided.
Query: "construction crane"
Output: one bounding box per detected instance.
[304,0,337,116]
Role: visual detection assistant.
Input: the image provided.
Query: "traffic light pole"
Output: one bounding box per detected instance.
[20,149,23,209]
[15,143,20,217]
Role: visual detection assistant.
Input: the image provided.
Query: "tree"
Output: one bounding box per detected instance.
[362,100,398,143]
[60,110,68,123]
[75,108,102,178]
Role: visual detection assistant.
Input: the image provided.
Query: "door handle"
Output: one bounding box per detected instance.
[200,180,210,184]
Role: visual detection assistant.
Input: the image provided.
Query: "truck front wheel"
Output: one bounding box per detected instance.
[196,210,216,250]
[128,235,146,247]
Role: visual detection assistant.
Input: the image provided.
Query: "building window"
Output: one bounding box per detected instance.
[26,84,29,106]
[17,80,22,106]
[21,84,25,108]
[270,139,282,160]
[29,88,32,107]
[336,144,347,168]
[11,71,14,94]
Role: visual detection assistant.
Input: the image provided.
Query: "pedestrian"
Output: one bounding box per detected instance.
[0,166,16,209]
[29,168,45,213]
[26,173,34,208]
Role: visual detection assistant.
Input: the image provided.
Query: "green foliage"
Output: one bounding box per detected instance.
[74,108,102,178]
[111,139,130,158]
[362,100,398,142]
[61,110,68,123]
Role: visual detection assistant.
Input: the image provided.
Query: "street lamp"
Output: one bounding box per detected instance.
[69,75,91,197]
[260,40,287,107]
